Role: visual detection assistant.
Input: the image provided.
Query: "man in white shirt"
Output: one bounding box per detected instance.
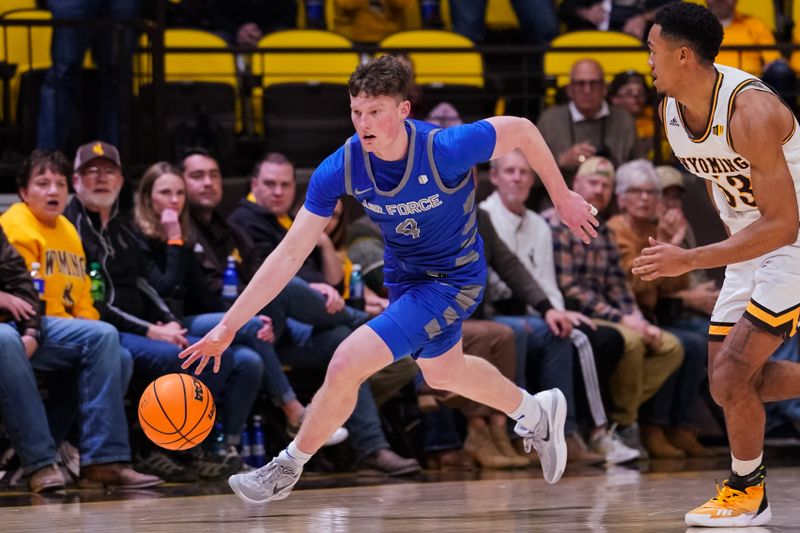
[480,149,640,465]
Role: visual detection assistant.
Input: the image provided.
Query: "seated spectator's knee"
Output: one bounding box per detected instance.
[0,324,23,354]
[94,320,120,343]
[236,348,264,375]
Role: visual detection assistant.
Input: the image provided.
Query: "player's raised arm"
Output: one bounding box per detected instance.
[485,116,599,243]
[179,206,329,373]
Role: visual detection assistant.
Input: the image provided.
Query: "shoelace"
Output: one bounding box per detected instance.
[254,462,278,485]
[254,462,296,486]
[518,419,547,454]
[709,480,747,509]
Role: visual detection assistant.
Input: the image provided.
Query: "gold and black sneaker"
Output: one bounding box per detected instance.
[685,464,770,527]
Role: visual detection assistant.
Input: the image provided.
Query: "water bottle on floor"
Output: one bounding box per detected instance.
[251,415,266,467]
[347,263,365,311]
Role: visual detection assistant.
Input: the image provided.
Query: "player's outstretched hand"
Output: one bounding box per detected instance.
[178,323,234,375]
[632,237,691,280]
[556,191,599,244]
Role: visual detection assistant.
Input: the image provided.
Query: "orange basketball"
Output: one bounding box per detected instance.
[138,373,216,451]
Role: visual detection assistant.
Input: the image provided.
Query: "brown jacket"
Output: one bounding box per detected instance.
[607,214,689,320]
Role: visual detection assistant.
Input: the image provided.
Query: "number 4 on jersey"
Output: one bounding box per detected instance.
[395,218,421,239]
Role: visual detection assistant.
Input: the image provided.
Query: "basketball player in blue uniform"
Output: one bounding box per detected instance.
[637,3,800,527]
[180,56,599,504]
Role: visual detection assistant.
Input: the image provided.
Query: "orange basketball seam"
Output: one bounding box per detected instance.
[177,379,216,449]
[151,376,192,443]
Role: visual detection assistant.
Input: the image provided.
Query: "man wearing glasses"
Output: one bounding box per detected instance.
[537,59,643,188]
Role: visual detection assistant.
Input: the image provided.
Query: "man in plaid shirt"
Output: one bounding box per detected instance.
[545,156,685,458]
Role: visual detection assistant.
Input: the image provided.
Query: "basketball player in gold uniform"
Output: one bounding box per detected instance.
[637,2,800,527]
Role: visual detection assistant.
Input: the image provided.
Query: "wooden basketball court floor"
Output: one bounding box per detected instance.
[2,460,800,532]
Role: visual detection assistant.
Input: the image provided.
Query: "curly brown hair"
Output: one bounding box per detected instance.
[348,55,411,100]
[17,149,70,191]
[134,161,190,241]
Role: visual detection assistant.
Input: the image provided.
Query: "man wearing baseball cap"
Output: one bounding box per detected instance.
[66,141,254,482]
[544,156,685,459]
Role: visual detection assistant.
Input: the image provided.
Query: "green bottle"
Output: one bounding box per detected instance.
[88,262,106,303]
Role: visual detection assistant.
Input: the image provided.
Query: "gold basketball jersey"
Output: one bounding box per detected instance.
[662,64,800,235]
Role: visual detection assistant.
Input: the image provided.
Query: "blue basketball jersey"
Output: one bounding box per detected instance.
[305,119,495,287]
[305,119,496,358]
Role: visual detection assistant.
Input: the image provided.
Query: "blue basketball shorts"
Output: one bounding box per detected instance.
[366,280,484,360]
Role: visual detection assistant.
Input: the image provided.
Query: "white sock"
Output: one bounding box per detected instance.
[279,440,313,466]
[506,388,542,430]
[732,452,763,477]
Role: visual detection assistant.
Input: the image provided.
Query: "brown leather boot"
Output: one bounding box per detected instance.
[426,449,474,471]
[79,463,163,489]
[358,448,421,476]
[463,425,513,469]
[641,425,686,459]
[488,424,531,468]
[29,464,65,493]
[566,433,605,465]
[665,426,716,457]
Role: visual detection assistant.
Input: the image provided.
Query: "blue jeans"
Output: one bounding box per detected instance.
[641,324,707,427]
[264,276,368,342]
[0,324,59,473]
[449,0,557,44]
[423,404,463,452]
[183,313,291,405]
[279,323,389,460]
[493,315,578,434]
[182,314,268,437]
[33,317,131,466]
[37,0,141,149]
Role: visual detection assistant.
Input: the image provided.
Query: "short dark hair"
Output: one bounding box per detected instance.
[252,152,293,178]
[178,147,216,173]
[654,2,723,65]
[17,149,70,191]
[348,55,411,100]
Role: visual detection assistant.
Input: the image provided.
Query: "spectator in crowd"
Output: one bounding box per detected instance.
[37,0,141,151]
[545,156,685,459]
[333,0,420,44]
[0,226,66,492]
[63,142,260,481]
[448,0,557,45]
[163,0,297,47]
[180,149,420,475]
[324,199,390,316]
[229,152,344,291]
[607,160,713,457]
[481,150,639,465]
[0,150,161,489]
[133,161,350,457]
[558,0,676,39]
[708,0,796,109]
[607,71,667,161]
[537,59,642,190]
[654,165,720,332]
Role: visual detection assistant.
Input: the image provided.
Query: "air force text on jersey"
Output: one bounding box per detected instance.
[361,193,444,216]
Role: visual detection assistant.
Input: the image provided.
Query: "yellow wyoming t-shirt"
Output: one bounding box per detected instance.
[0,202,99,319]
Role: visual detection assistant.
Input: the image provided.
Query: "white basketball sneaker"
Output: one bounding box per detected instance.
[513,388,567,484]
[229,455,302,504]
